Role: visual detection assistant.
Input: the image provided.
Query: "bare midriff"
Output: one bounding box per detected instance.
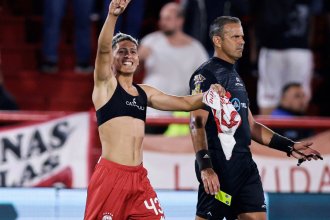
[98,116,145,166]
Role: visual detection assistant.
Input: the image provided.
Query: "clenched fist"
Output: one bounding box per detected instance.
[109,0,131,16]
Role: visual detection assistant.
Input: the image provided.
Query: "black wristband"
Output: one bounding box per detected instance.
[196,149,213,171]
[269,133,295,156]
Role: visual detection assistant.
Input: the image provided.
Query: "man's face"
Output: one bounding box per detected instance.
[216,23,245,63]
[282,86,307,113]
[113,40,139,74]
[159,6,182,36]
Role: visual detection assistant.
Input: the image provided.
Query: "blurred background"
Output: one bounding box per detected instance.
[0,0,330,219]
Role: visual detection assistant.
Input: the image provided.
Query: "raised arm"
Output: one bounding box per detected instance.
[93,0,131,108]
[94,0,130,83]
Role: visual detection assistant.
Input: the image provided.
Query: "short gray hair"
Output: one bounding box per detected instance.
[209,16,241,39]
[112,32,138,48]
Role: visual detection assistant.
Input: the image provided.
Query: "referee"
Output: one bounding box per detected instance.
[189,16,323,220]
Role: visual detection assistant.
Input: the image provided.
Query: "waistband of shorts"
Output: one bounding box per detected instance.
[98,157,144,172]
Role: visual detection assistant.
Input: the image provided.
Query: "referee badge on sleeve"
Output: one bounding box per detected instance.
[192,74,206,95]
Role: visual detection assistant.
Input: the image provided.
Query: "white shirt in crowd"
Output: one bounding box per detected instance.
[141,31,208,117]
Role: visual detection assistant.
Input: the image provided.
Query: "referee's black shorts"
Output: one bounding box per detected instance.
[195,150,266,220]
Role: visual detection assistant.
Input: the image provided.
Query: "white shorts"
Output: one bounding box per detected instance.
[257,48,313,108]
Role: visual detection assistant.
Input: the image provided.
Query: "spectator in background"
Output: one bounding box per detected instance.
[103,0,145,39]
[251,0,323,115]
[138,2,208,134]
[41,0,93,73]
[0,53,18,110]
[271,83,312,141]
